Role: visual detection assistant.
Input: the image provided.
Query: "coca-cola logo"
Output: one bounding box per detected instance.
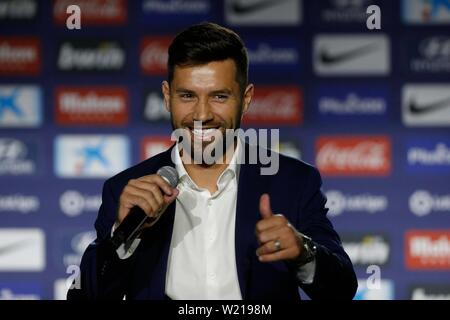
[316,136,391,176]
[140,37,171,75]
[243,86,302,125]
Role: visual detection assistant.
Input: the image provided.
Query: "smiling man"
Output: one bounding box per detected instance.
[67,22,357,300]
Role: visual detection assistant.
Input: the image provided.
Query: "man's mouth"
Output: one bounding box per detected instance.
[188,126,221,141]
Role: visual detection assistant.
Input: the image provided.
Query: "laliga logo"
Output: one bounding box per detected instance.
[409,190,450,217]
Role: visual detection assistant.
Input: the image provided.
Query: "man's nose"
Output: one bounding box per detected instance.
[192,98,213,122]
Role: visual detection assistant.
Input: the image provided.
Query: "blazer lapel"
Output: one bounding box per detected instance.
[234,143,269,299]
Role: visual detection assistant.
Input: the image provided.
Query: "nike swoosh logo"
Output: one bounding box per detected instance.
[0,239,32,255]
[230,0,291,15]
[319,43,379,65]
[409,97,450,115]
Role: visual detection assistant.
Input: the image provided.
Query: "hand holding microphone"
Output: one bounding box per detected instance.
[111,166,179,250]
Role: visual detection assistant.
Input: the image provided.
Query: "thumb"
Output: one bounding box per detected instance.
[259,193,273,219]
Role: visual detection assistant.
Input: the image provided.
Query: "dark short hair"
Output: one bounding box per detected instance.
[167,22,249,94]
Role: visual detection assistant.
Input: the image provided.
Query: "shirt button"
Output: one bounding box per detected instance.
[207,200,212,206]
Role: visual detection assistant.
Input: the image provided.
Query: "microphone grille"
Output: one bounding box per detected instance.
[157,166,179,188]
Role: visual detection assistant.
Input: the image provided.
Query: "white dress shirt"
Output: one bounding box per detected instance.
[165,141,243,300]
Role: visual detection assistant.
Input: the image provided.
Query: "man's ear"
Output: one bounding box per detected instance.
[162,81,170,112]
[242,84,254,115]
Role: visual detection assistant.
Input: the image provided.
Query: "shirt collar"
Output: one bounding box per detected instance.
[173,138,243,193]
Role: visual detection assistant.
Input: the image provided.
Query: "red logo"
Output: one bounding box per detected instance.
[0,37,40,75]
[55,86,128,126]
[242,86,302,125]
[141,136,174,160]
[140,37,172,75]
[405,230,450,270]
[315,136,391,176]
[53,0,127,25]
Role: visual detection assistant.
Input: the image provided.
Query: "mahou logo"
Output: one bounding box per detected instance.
[406,230,450,270]
[316,136,391,176]
[0,37,40,75]
[242,86,302,125]
[53,0,127,25]
[140,37,171,75]
[55,86,128,125]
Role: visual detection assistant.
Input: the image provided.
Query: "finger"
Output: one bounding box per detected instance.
[255,214,288,234]
[258,247,299,262]
[259,193,273,219]
[256,224,291,244]
[129,180,166,207]
[256,239,283,257]
[139,174,175,195]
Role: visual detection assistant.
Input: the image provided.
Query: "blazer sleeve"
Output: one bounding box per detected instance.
[67,179,135,300]
[296,167,358,300]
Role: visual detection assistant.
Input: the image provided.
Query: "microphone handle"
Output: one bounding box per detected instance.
[109,206,155,250]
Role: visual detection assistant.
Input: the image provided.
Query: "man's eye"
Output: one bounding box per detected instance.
[214,95,228,101]
[180,93,193,99]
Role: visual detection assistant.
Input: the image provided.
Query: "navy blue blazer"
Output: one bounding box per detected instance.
[67,143,357,300]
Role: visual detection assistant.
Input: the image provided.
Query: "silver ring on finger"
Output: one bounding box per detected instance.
[274,238,282,251]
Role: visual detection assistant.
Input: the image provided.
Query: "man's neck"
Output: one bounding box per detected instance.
[181,142,237,194]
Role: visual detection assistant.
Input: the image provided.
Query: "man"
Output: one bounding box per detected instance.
[67,22,357,300]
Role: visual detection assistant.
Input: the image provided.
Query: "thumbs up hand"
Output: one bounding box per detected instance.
[255,193,303,262]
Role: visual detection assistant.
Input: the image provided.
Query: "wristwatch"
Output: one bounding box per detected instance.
[295,232,317,266]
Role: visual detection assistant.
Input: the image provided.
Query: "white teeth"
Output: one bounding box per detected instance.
[192,128,216,135]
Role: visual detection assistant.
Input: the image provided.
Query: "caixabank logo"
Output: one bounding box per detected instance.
[402,0,450,24]
[314,84,389,124]
[242,85,302,126]
[54,135,130,178]
[140,0,211,25]
[0,37,40,75]
[354,279,394,300]
[55,86,129,126]
[53,0,127,25]
[224,0,302,26]
[57,39,126,73]
[405,230,450,270]
[0,85,42,128]
[402,84,450,127]
[315,136,391,176]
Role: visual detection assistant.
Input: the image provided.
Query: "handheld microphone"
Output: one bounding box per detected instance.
[109,166,179,250]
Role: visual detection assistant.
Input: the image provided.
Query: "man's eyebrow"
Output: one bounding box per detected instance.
[174,88,195,93]
[210,89,232,95]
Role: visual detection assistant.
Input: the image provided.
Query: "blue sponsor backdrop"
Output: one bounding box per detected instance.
[1,0,449,300]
